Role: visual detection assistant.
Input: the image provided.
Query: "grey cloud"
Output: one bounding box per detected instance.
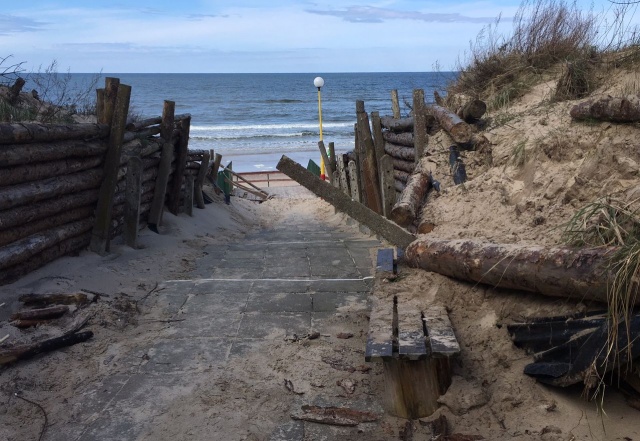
[0,14,46,35]
[306,6,494,24]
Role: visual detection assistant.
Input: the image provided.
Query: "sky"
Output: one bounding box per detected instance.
[0,0,636,73]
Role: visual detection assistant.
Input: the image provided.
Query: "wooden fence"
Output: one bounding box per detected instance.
[0,77,214,286]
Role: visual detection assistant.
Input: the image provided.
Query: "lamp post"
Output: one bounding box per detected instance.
[314,76,325,180]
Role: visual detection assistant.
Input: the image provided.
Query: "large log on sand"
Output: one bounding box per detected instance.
[429,105,473,143]
[390,158,433,227]
[457,99,487,123]
[384,142,415,161]
[405,238,625,304]
[0,156,104,187]
[570,94,640,122]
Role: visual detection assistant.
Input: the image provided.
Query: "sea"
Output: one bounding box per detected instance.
[67,72,456,172]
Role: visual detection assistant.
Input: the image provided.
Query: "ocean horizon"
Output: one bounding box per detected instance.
[66,72,456,172]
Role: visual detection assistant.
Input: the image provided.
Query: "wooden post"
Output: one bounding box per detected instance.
[328,142,337,177]
[212,153,222,182]
[194,151,210,209]
[124,157,142,248]
[90,83,131,254]
[185,175,194,216]
[348,160,361,202]
[168,116,191,215]
[379,154,395,218]
[391,89,401,119]
[337,155,350,196]
[371,111,385,166]
[96,89,105,124]
[101,77,120,126]
[353,123,364,204]
[413,89,428,164]
[148,143,173,233]
[160,100,175,142]
[356,101,383,214]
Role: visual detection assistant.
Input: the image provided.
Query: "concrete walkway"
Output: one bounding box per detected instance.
[53,207,389,440]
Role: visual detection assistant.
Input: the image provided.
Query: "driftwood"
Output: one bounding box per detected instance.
[0,156,103,187]
[457,99,487,123]
[0,140,108,168]
[405,238,627,304]
[384,142,415,161]
[0,123,110,145]
[0,330,93,366]
[383,131,414,147]
[390,158,433,227]
[570,94,640,122]
[0,189,99,231]
[11,305,69,321]
[429,105,473,143]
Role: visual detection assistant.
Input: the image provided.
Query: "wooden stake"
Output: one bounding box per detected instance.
[328,142,337,176]
[336,155,350,196]
[160,100,175,142]
[356,101,382,214]
[347,160,361,202]
[412,89,428,164]
[168,116,191,215]
[124,157,142,248]
[148,143,173,232]
[101,77,120,126]
[379,154,395,218]
[90,82,131,255]
[96,88,105,123]
[371,111,385,166]
[391,89,401,119]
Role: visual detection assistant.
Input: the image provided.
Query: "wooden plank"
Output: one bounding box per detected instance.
[423,305,460,357]
[347,160,361,202]
[391,89,401,119]
[371,111,385,166]
[376,248,395,278]
[168,116,191,215]
[277,155,415,249]
[412,89,428,164]
[355,101,382,214]
[365,296,394,361]
[397,300,428,360]
[148,143,173,232]
[336,155,350,196]
[379,154,395,218]
[160,100,175,142]
[328,142,337,177]
[124,157,142,248]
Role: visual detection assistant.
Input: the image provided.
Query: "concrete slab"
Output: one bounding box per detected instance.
[245,291,312,313]
[191,279,254,293]
[211,267,265,279]
[237,312,311,339]
[312,292,369,312]
[139,338,232,373]
[251,279,311,293]
[308,279,372,292]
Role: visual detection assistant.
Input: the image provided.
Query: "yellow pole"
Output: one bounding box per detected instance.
[318,87,325,180]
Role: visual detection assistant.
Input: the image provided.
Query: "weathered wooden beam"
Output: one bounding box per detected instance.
[371,111,385,165]
[570,94,640,122]
[336,155,350,196]
[318,140,333,183]
[391,158,433,227]
[413,89,428,163]
[160,100,175,142]
[380,116,413,133]
[379,154,395,218]
[185,175,194,216]
[168,116,191,215]
[347,160,362,202]
[391,89,401,119]
[0,123,110,145]
[10,305,69,321]
[0,156,103,187]
[101,77,120,126]
[0,140,108,168]
[429,104,473,144]
[356,101,382,214]
[457,99,487,123]
[277,155,415,248]
[90,83,131,255]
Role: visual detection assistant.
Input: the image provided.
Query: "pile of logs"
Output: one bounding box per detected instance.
[0,77,216,285]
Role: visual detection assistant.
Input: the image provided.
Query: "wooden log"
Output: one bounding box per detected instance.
[0,218,94,270]
[371,111,385,165]
[277,155,415,248]
[356,101,382,214]
[96,88,105,123]
[379,154,395,218]
[405,238,626,304]
[380,116,413,133]
[124,157,142,248]
[0,139,108,168]
[570,94,640,122]
[122,126,161,143]
[185,175,194,216]
[347,160,362,202]
[429,105,473,143]
[383,132,414,148]
[0,155,103,187]
[0,168,102,211]
[394,169,409,183]
[413,89,428,163]
[148,143,173,232]
[90,83,131,255]
[328,142,337,177]
[0,330,93,366]
[195,151,210,209]
[457,99,487,123]
[10,305,69,321]
[160,100,175,142]
[392,158,415,174]
[0,123,110,145]
[384,142,415,161]
[0,205,93,248]
[417,190,436,234]
[391,158,432,227]
[211,153,222,182]
[449,146,467,185]
[433,90,444,106]
[168,116,191,215]
[391,90,401,119]
[101,77,120,125]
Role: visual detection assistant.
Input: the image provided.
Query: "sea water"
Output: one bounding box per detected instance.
[70,72,455,172]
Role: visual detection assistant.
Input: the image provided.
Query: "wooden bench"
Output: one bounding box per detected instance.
[366,248,460,419]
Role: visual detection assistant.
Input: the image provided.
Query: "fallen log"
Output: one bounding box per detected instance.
[0,140,108,168]
[393,158,415,174]
[11,305,69,321]
[0,168,103,211]
[0,123,110,145]
[0,156,104,187]
[457,99,487,123]
[383,131,414,147]
[0,218,94,270]
[0,189,99,231]
[429,105,473,143]
[417,190,437,234]
[570,94,640,122]
[384,142,415,161]
[390,158,433,227]
[405,238,626,304]
[277,155,415,248]
[0,330,93,366]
